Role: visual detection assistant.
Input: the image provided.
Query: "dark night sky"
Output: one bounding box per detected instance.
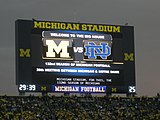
[0,0,160,96]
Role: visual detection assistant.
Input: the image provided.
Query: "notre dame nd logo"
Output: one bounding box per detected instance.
[84,40,112,61]
[42,38,73,59]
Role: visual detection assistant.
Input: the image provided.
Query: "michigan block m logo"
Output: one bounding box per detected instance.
[84,42,111,59]
[43,39,70,58]
[19,49,30,57]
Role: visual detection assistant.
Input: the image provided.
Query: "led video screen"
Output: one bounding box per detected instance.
[16,20,136,94]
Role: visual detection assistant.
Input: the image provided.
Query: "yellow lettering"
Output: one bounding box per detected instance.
[112,88,117,92]
[33,21,121,33]
[73,24,79,30]
[92,25,98,31]
[107,26,113,32]
[103,26,107,32]
[113,26,120,32]
[34,21,42,28]
[19,49,30,57]
[98,25,104,32]
[41,22,46,28]
[82,24,87,30]
[57,23,61,29]
[41,86,47,91]
[124,53,134,61]
[45,22,51,28]
[87,24,93,31]
[51,23,57,29]
[66,23,72,30]
[61,23,66,29]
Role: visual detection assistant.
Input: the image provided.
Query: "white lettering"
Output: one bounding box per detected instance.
[73,47,83,53]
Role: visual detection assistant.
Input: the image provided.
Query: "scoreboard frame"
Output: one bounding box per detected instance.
[15,19,136,94]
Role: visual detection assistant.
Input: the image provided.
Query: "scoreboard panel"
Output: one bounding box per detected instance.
[16,20,136,94]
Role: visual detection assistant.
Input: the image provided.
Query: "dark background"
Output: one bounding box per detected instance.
[16,20,134,93]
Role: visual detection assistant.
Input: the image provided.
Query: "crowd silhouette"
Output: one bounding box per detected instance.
[0,95,160,119]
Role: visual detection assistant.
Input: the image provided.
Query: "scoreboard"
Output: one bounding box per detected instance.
[15,19,136,94]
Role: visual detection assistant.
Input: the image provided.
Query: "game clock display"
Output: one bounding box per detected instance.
[18,84,36,91]
[16,20,136,94]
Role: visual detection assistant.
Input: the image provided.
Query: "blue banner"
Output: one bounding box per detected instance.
[52,85,106,93]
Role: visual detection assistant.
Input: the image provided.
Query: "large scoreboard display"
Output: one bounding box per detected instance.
[16,19,136,94]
